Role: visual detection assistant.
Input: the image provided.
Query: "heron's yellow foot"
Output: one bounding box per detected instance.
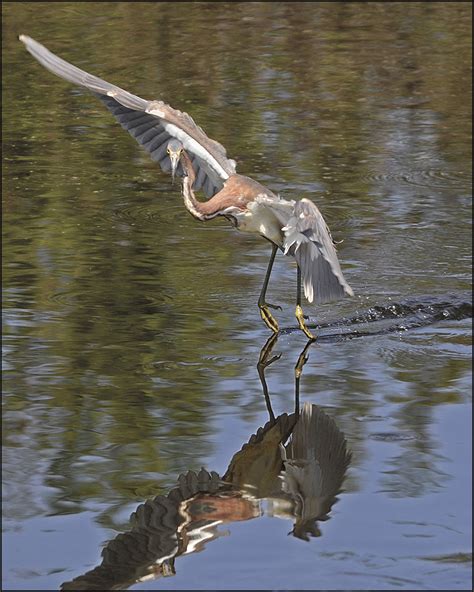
[259,304,280,333]
[295,305,316,340]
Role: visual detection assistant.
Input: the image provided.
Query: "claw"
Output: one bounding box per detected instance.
[259,304,280,333]
[295,305,316,341]
[264,302,282,311]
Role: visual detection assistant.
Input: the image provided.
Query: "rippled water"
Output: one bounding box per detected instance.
[2,3,472,591]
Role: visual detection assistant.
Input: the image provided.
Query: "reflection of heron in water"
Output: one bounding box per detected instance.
[20,35,353,339]
[60,336,351,591]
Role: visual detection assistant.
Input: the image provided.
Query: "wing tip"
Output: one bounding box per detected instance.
[19,34,40,51]
[345,284,355,298]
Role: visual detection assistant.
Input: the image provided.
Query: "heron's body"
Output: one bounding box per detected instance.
[234,197,288,247]
[20,34,354,337]
[178,157,285,244]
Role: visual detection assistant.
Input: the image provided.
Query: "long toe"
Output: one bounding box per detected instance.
[265,302,282,311]
[258,300,282,311]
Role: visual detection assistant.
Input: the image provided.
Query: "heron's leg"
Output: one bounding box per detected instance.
[258,244,281,333]
[295,266,316,340]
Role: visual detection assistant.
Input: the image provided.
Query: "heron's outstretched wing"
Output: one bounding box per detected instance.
[20,35,236,198]
[252,196,353,304]
[282,198,354,304]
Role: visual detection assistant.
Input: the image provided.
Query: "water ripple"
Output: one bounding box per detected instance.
[281,292,472,340]
[111,204,165,223]
[363,168,470,190]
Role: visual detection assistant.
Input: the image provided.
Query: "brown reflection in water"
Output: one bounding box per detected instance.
[60,336,351,590]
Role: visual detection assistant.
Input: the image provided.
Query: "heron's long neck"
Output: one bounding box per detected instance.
[179,150,246,222]
[180,150,196,186]
[180,150,213,221]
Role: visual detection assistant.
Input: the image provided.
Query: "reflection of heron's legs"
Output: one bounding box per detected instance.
[258,244,281,333]
[257,333,281,421]
[294,338,313,417]
[295,266,316,340]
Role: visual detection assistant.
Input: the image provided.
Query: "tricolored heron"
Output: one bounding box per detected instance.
[20,35,354,339]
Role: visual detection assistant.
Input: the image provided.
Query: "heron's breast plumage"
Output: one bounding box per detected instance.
[233,199,286,246]
[209,174,286,244]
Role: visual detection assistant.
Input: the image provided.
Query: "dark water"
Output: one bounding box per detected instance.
[2,3,472,590]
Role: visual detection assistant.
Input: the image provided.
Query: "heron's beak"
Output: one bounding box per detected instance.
[169,151,180,184]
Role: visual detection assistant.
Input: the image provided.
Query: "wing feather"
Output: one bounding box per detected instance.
[20,35,236,198]
[251,195,352,304]
[282,198,353,304]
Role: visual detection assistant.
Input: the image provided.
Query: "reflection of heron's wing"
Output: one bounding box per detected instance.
[20,35,236,198]
[223,413,296,498]
[60,469,230,591]
[281,403,351,540]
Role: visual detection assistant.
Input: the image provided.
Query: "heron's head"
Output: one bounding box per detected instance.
[167,139,184,182]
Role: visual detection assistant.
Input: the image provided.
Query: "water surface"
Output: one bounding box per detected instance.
[2,2,472,590]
